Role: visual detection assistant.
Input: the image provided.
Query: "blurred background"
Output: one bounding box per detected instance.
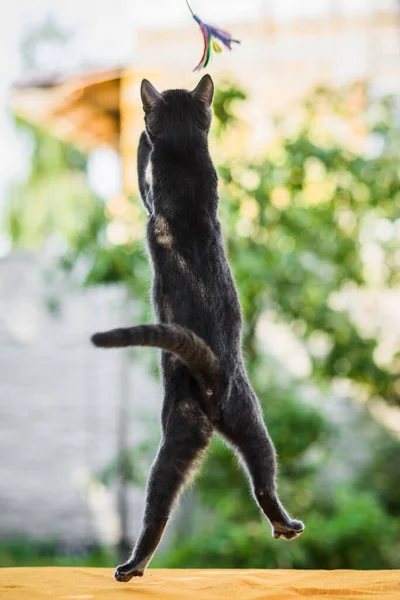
[1,0,400,570]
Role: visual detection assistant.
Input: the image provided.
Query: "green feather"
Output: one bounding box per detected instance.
[203,31,212,68]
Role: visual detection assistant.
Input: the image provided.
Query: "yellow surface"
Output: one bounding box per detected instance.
[1,568,399,600]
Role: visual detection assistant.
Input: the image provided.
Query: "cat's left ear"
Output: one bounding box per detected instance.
[141,79,162,113]
[192,74,214,107]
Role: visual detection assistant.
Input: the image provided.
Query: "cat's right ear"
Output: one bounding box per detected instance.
[141,79,162,113]
[192,74,214,107]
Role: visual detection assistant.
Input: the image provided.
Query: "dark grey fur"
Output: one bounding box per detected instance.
[91,75,304,582]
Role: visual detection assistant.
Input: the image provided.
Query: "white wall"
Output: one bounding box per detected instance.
[0,251,161,547]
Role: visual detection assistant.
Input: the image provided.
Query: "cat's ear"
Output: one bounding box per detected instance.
[141,79,162,113]
[192,74,214,107]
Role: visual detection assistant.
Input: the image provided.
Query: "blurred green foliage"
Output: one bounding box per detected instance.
[6,118,93,249]
[4,81,400,569]
[0,539,114,568]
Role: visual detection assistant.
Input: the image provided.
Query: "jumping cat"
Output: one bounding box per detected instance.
[91,74,304,583]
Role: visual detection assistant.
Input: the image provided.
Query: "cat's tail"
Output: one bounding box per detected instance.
[91,324,226,420]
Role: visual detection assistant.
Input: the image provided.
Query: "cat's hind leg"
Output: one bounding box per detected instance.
[114,398,213,582]
[217,376,304,541]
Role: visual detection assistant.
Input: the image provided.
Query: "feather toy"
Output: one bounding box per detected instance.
[185,0,240,71]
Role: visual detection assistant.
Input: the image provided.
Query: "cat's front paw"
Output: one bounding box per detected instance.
[114,563,144,582]
[272,519,305,541]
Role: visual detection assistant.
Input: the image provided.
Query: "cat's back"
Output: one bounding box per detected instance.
[147,207,242,363]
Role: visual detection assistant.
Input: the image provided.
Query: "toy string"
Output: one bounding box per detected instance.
[185,0,195,17]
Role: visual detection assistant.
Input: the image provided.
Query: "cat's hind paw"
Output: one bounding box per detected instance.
[114,563,144,582]
[272,519,305,541]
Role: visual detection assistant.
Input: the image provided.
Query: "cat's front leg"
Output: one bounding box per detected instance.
[137,130,153,214]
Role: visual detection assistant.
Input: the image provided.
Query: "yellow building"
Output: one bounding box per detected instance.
[10,5,400,194]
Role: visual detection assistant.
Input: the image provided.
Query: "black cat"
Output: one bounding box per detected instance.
[91,75,304,582]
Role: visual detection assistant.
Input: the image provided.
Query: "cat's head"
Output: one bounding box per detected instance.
[140,75,214,147]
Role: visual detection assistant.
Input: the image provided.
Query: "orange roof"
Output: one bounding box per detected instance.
[10,67,123,153]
